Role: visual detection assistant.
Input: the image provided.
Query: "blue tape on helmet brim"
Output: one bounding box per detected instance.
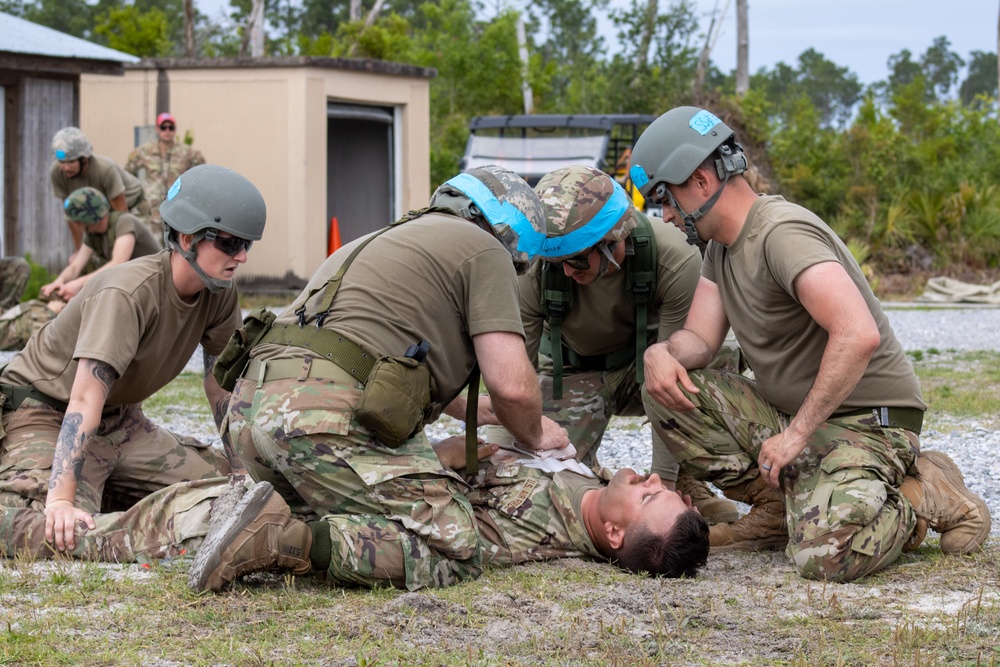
[630,164,648,188]
[443,173,545,256]
[56,150,67,160]
[167,178,181,201]
[537,179,630,258]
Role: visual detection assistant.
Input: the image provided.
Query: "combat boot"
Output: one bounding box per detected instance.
[676,473,740,525]
[188,482,313,593]
[709,476,788,552]
[898,451,991,555]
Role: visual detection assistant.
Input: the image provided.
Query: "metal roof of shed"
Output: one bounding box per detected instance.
[0,11,138,63]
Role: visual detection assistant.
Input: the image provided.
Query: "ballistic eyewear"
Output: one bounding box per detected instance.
[159,123,176,131]
[212,234,253,257]
[555,248,594,271]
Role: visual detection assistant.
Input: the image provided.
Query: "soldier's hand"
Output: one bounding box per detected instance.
[757,431,809,489]
[532,417,570,451]
[643,344,698,411]
[44,500,95,552]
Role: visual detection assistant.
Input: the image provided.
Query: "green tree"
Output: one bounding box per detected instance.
[94,4,173,56]
[0,0,95,39]
[920,36,964,100]
[755,49,861,128]
[526,0,608,112]
[959,50,999,106]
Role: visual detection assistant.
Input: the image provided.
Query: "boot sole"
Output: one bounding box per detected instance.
[921,451,992,554]
[188,482,276,593]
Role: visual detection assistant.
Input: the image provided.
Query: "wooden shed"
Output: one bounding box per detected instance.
[0,11,137,268]
[80,57,436,289]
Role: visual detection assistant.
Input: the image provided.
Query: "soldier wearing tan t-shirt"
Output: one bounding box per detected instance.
[483,166,738,525]
[49,127,152,254]
[629,106,990,582]
[187,166,582,593]
[41,188,162,302]
[0,164,266,554]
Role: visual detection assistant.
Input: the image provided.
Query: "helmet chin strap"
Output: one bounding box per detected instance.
[668,172,732,240]
[167,230,232,293]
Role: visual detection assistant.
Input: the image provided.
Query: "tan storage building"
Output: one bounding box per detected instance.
[81,56,435,289]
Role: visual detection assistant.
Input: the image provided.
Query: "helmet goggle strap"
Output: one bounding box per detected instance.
[595,241,620,278]
[168,227,233,293]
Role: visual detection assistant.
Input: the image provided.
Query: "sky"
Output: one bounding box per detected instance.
[605,0,998,86]
[197,0,997,87]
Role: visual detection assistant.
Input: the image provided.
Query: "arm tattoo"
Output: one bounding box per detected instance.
[203,351,219,380]
[212,395,229,430]
[89,361,118,396]
[213,395,245,472]
[49,412,90,489]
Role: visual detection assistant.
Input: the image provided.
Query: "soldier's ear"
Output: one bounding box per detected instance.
[604,520,626,550]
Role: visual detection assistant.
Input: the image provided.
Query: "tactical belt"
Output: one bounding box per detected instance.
[539,332,642,373]
[244,356,351,386]
[0,383,69,413]
[257,323,376,386]
[834,406,924,435]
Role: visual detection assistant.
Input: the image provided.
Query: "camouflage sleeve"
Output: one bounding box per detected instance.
[191,149,206,168]
[124,148,141,176]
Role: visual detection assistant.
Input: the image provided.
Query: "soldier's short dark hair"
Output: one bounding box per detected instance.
[612,509,709,578]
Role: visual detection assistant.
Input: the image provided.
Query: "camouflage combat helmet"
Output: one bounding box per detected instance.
[629,106,748,231]
[534,165,637,263]
[429,165,546,274]
[52,127,94,162]
[63,187,110,225]
[160,164,267,292]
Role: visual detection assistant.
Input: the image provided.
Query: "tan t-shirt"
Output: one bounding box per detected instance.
[2,252,240,406]
[82,211,161,262]
[50,155,144,209]
[255,213,523,408]
[519,216,701,362]
[703,195,924,415]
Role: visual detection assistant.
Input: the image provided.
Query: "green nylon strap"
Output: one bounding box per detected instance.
[626,213,655,386]
[464,365,481,475]
[541,269,572,400]
[306,206,448,324]
[549,321,564,400]
[257,324,376,385]
[0,383,68,413]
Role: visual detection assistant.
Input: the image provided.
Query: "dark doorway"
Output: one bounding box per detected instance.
[326,103,394,249]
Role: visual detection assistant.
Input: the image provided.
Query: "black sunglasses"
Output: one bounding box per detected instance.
[555,248,594,271]
[159,123,176,131]
[212,234,253,257]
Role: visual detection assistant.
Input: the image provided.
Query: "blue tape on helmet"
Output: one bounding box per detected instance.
[55,150,67,160]
[689,110,722,136]
[630,164,648,188]
[443,173,545,255]
[537,179,630,258]
[166,178,181,201]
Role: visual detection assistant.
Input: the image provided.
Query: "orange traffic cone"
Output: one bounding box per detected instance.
[328,217,342,255]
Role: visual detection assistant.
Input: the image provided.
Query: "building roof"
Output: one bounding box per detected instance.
[131,56,435,79]
[0,11,138,63]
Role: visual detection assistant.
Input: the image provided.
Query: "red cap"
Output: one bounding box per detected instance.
[156,112,176,126]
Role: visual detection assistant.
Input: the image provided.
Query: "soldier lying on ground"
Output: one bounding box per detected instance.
[0,438,710,588]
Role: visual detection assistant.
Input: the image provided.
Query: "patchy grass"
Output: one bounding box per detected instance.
[912,350,1000,428]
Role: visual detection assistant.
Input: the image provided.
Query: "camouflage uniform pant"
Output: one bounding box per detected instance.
[228,365,482,590]
[642,368,920,582]
[0,476,231,562]
[0,257,29,310]
[0,399,228,517]
[0,300,57,351]
[483,345,747,481]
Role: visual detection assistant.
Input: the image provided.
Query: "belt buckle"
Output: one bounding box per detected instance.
[879,407,890,428]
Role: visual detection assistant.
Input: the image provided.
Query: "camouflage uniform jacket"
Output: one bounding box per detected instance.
[467,456,608,565]
[125,141,205,221]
